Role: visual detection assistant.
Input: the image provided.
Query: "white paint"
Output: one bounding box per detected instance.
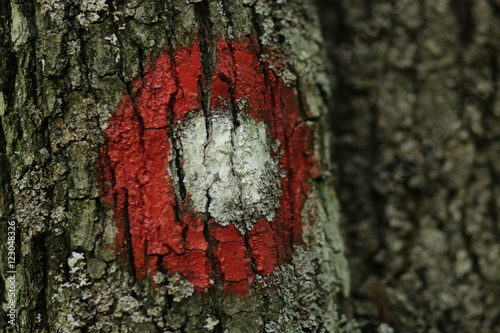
[174,109,282,233]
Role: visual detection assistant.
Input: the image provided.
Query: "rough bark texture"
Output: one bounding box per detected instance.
[0,0,355,332]
[319,0,500,332]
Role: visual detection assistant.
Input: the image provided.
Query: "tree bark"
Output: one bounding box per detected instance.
[319,0,500,332]
[0,0,355,332]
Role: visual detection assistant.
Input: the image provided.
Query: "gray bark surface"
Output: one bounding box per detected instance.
[0,0,354,332]
[319,0,500,332]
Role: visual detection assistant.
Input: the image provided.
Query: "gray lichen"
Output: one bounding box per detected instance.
[165,273,195,303]
[266,246,359,333]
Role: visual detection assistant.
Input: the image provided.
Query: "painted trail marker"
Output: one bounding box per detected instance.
[99,37,318,295]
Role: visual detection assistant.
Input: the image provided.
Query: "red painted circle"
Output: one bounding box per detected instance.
[98,37,318,295]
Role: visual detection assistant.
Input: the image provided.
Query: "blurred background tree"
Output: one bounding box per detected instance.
[319,0,500,332]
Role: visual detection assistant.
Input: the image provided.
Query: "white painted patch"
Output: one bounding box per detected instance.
[173,109,282,233]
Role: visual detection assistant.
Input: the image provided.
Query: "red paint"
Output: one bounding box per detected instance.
[172,41,203,121]
[98,37,317,295]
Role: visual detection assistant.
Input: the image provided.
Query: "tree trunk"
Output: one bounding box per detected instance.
[0,0,355,332]
[319,0,500,332]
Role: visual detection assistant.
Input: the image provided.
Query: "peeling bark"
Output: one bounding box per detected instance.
[0,0,355,332]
